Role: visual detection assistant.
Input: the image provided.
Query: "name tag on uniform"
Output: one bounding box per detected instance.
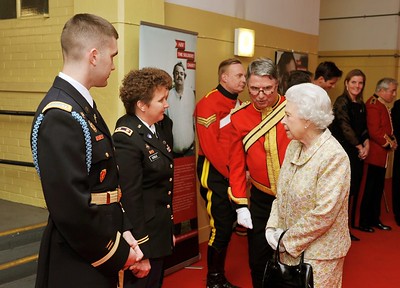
[149,152,160,162]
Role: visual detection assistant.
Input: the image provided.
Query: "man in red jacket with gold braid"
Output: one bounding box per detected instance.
[359,77,398,232]
[195,58,246,288]
[228,58,290,288]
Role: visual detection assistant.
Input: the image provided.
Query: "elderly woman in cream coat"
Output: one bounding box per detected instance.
[266,83,351,288]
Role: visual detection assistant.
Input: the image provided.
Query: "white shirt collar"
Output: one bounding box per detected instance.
[136,115,156,134]
[58,72,94,108]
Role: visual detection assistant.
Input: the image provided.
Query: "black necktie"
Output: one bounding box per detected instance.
[153,126,159,139]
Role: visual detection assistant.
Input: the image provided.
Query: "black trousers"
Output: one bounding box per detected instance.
[359,164,386,226]
[346,147,364,227]
[393,149,400,222]
[248,187,275,288]
[197,156,236,250]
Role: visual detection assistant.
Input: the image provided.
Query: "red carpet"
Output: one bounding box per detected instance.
[163,233,250,287]
[344,221,400,288]
[164,179,400,287]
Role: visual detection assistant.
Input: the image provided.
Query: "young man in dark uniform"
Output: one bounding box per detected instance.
[31,14,143,288]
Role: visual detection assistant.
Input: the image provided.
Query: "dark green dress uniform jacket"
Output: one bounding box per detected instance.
[113,114,174,260]
[31,77,131,288]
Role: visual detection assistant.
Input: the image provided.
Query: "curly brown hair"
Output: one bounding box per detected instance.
[119,67,172,115]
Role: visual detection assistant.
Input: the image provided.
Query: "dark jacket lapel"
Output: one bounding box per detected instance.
[131,116,173,160]
[53,77,111,138]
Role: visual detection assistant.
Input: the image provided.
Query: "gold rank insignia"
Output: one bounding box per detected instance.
[99,169,107,183]
[114,126,133,136]
[88,120,97,132]
[93,113,97,123]
[197,114,216,128]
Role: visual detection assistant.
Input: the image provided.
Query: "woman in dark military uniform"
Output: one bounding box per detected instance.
[113,68,174,288]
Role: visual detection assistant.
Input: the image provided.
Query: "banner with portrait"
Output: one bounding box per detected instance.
[139,22,199,274]
[275,51,310,95]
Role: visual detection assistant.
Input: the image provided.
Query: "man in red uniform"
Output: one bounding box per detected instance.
[391,98,400,226]
[228,58,290,288]
[195,58,246,288]
[359,77,398,232]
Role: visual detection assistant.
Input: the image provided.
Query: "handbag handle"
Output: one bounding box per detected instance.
[275,230,306,265]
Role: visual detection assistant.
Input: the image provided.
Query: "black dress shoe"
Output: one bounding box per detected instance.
[373,222,392,231]
[358,226,375,233]
[350,233,360,241]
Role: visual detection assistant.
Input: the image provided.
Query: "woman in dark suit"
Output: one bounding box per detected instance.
[113,68,174,288]
[330,69,369,241]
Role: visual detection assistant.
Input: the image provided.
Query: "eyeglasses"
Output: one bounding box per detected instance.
[248,85,276,96]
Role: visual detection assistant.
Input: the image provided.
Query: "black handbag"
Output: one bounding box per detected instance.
[262,230,314,288]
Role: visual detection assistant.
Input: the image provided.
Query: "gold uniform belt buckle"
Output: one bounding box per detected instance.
[90,189,121,205]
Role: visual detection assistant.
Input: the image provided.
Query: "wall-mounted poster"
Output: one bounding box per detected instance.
[139,21,199,274]
[275,51,310,95]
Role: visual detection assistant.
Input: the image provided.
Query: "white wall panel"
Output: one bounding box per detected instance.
[319,0,400,51]
[165,0,320,35]
[319,16,399,51]
[320,0,399,18]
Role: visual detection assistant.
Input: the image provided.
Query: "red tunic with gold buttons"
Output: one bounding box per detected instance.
[365,94,396,167]
[228,95,290,206]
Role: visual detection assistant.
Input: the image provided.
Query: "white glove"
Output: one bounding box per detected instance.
[265,228,285,252]
[236,207,253,229]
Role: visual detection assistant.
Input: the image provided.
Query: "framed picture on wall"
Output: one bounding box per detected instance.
[275,50,310,94]
[275,50,309,70]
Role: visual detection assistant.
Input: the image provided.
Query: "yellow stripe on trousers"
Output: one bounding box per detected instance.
[200,158,216,246]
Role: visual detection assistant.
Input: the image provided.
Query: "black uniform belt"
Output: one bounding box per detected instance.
[91,189,121,205]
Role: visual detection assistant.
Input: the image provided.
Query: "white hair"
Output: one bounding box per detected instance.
[285,83,334,129]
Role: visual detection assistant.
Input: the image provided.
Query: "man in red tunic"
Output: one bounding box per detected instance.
[228,58,290,288]
[195,58,246,288]
[359,78,398,232]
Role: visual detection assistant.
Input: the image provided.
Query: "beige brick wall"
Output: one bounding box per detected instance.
[0,0,74,208]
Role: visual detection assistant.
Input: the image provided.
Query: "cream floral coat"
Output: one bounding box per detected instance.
[267,129,351,260]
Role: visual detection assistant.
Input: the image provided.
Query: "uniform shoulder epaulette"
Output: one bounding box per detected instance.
[42,101,73,113]
[33,101,92,177]
[204,89,218,98]
[114,126,134,136]
[231,101,251,114]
